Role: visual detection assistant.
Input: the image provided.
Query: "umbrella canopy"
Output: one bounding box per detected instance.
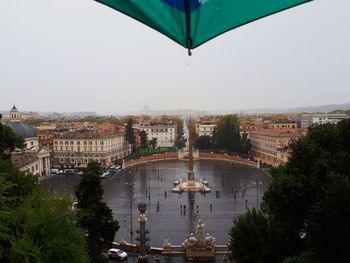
[95,0,313,55]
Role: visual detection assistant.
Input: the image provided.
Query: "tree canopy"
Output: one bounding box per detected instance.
[0,160,89,263]
[139,130,148,149]
[229,119,350,263]
[0,120,25,160]
[75,162,119,263]
[125,118,135,145]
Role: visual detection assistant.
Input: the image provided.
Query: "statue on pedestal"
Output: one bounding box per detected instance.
[181,219,216,259]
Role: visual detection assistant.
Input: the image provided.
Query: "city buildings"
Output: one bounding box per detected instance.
[53,131,130,168]
[138,124,176,147]
[250,128,303,167]
[301,113,349,129]
[7,106,51,178]
[195,118,216,137]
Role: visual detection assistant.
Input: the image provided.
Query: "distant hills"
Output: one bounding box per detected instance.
[231,103,350,115]
[1,103,349,117]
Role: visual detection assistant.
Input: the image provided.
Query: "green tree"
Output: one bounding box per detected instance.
[231,119,350,263]
[139,130,148,149]
[10,190,89,263]
[0,177,12,260]
[174,118,184,139]
[75,162,119,262]
[240,132,251,155]
[149,137,158,149]
[212,115,241,152]
[307,176,350,262]
[281,251,319,263]
[195,135,212,150]
[229,209,278,263]
[125,118,135,149]
[0,119,25,160]
[174,138,186,149]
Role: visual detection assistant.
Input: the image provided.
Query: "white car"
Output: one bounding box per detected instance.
[108,248,127,260]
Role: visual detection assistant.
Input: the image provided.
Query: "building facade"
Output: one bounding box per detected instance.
[301,113,348,129]
[8,106,51,179]
[53,132,130,168]
[268,122,297,129]
[250,129,303,167]
[195,123,216,137]
[139,124,176,147]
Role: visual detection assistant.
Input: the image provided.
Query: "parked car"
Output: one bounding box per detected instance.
[100,171,110,178]
[77,171,84,175]
[50,168,59,174]
[108,248,127,260]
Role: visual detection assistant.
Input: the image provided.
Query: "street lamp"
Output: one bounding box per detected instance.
[146,162,151,200]
[126,175,136,238]
[252,178,263,210]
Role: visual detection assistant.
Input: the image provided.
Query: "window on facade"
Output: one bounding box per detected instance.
[83,141,87,145]
[77,141,80,145]
[70,141,74,145]
[65,141,68,145]
[35,164,38,170]
[59,141,63,145]
[100,141,104,145]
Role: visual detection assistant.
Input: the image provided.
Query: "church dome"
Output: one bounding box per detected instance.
[8,122,37,138]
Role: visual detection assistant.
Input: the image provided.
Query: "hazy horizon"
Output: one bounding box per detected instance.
[1,0,350,114]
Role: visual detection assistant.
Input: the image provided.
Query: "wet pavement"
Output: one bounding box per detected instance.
[42,160,271,249]
[105,253,230,263]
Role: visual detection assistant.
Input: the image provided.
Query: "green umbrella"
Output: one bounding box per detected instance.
[95,0,313,55]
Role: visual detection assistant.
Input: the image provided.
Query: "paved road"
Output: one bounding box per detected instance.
[42,160,271,248]
[106,253,231,262]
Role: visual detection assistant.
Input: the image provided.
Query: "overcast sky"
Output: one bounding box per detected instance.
[0,0,349,114]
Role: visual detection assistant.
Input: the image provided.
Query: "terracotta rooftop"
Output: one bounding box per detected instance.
[250,129,303,138]
[53,132,122,140]
[11,153,38,169]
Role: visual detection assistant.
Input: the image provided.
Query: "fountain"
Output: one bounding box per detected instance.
[181,219,216,259]
[172,119,211,193]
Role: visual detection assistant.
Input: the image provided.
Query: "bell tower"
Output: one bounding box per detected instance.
[10,105,20,122]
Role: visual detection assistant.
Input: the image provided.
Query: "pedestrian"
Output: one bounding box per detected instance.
[245,199,248,209]
[164,191,167,198]
[210,203,212,212]
[146,189,148,197]
[154,255,160,263]
[196,205,199,214]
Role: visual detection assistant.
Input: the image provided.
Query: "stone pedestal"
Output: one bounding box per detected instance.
[182,220,216,260]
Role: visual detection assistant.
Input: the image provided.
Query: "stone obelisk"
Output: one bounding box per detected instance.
[187,119,195,184]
